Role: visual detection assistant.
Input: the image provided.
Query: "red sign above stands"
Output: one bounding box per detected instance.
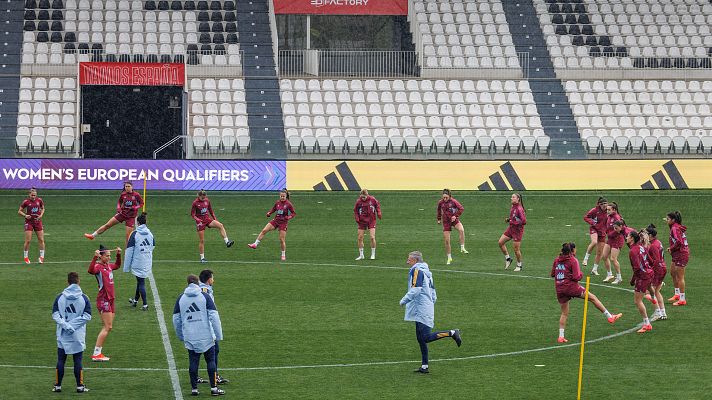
[79,63,185,86]
[274,0,407,15]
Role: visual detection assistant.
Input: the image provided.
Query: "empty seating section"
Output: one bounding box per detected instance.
[22,0,242,65]
[188,78,249,152]
[567,80,712,154]
[536,0,712,69]
[411,0,520,69]
[281,79,547,154]
[16,77,77,151]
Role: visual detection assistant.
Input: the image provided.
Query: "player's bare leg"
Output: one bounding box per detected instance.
[36,229,46,263]
[674,267,687,306]
[557,302,569,342]
[356,229,365,260]
[279,230,287,260]
[198,230,206,262]
[455,222,467,254]
[583,233,597,266]
[590,239,605,275]
[601,244,614,282]
[85,217,120,240]
[208,220,233,248]
[125,225,132,244]
[586,292,621,323]
[610,248,622,284]
[248,223,275,249]
[443,231,452,264]
[22,230,32,263]
[92,312,114,361]
[634,291,652,333]
[668,265,680,302]
[368,228,377,260]
[651,284,667,320]
[512,241,523,271]
[498,234,513,269]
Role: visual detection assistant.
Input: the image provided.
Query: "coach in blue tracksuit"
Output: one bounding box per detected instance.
[173,275,225,396]
[197,269,229,385]
[124,212,155,311]
[400,251,462,374]
[52,272,92,393]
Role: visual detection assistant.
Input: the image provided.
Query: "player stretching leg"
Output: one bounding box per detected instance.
[84,182,142,244]
[191,190,234,263]
[248,189,295,261]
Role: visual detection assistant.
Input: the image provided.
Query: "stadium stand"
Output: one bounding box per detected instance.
[16,77,77,151]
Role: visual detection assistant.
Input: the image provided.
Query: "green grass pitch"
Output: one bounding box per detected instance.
[0,190,710,399]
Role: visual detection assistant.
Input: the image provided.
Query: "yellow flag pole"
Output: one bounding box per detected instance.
[577,276,591,400]
[142,170,147,212]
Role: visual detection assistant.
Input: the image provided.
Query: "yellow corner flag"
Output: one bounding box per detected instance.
[577,276,591,400]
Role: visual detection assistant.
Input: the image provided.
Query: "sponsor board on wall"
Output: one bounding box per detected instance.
[287,160,711,191]
[0,160,286,191]
[79,63,185,86]
[273,0,407,15]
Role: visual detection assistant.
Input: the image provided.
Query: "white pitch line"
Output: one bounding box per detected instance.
[0,325,641,373]
[147,272,183,400]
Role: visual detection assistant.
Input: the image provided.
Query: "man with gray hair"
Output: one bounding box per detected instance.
[400,251,462,373]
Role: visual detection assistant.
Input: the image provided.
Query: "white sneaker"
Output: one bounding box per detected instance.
[590,269,599,276]
[582,259,588,267]
[650,313,662,322]
[355,255,364,261]
[446,257,453,265]
[370,254,375,260]
[460,248,469,254]
[611,277,622,285]
[504,258,512,270]
[602,275,615,283]
[513,265,522,272]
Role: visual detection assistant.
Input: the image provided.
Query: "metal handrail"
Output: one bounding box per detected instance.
[153,135,186,159]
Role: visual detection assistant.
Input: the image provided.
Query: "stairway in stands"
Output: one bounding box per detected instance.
[0,1,24,156]
[501,0,585,158]
[236,0,285,158]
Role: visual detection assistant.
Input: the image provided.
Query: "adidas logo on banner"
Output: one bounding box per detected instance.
[641,160,688,190]
[313,162,362,191]
[477,162,526,191]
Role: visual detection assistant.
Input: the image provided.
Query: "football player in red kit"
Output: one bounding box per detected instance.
[551,242,622,343]
[582,197,607,274]
[88,244,121,361]
[626,231,654,333]
[354,189,382,261]
[436,189,468,265]
[600,202,623,284]
[248,189,296,261]
[84,182,143,243]
[498,193,526,271]
[18,187,45,264]
[191,190,234,263]
[666,211,690,306]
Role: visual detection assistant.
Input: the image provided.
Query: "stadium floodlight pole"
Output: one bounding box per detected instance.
[577,276,591,400]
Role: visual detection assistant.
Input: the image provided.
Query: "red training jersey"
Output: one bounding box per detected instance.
[648,238,666,272]
[583,206,606,232]
[191,198,215,221]
[508,203,526,227]
[628,243,652,279]
[117,191,143,219]
[269,200,296,223]
[550,254,582,286]
[354,196,382,222]
[668,222,689,259]
[88,253,122,300]
[605,212,622,239]
[20,197,44,221]
[437,198,463,222]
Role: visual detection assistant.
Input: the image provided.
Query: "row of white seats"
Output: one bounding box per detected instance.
[565,80,712,92]
[18,89,76,102]
[281,91,536,104]
[61,10,235,23]
[423,44,517,58]
[420,22,513,36]
[280,79,531,92]
[283,115,544,130]
[569,92,712,105]
[283,103,540,117]
[190,91,245,103]
[191,128,249,152]
[66,0,162,11]
[18,114,76,127]
[573,104,711,116]
[288,135,550,154]
[19,102,75,114]
[285,127,547,139]
[191,103,247,115]
[191,115,248,128]
[24,50,242,67]
[20,78,76,89]
[586,135,712,154]
[414,1,504,14]
[426,55,519,68]
[416,11,507,25]
[423,32,512,46]
[581,128,711,139]
[16,126,76,152]
[190,78,245,91]
[577,116,711,129]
